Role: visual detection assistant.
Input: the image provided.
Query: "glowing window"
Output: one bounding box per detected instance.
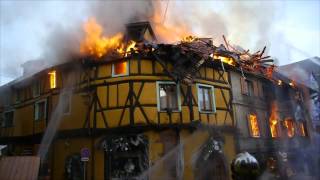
[269,118,280,138]
[112,61,128,77]
[284,118,295,138]
[197,84,216,113]
[157,82,180,112]
[48,70,56,89]
[298,122,307,137]
[248,114,260,137]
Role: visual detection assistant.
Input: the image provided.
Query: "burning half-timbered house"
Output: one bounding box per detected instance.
[0,20,315,180]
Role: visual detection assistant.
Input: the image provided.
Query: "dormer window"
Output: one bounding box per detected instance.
[112,61,128,77]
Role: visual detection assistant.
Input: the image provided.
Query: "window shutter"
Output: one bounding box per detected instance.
[240,77,248,95]
[253,81,259,97]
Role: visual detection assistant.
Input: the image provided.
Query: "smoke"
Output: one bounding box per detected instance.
[37,72,75,159]
[2,0,319,84]
[89,0,155,35]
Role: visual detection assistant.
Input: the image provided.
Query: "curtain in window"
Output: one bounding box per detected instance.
[199,86,213,111]
[159,84,178,111]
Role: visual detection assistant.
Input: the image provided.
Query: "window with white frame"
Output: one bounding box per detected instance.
[2,111,14,127]
[112,61,129,77]
[157,82,180,112]
[35,99,47,121]
[197,84,216,113]
[32,81,40,97]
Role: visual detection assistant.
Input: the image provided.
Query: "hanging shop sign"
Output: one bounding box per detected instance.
[80,148,90,162]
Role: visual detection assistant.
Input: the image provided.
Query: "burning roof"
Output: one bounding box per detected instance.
[78,18,278,85]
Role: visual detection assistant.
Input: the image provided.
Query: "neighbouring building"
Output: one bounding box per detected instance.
[278,57,320,133]
[0,22,316,180]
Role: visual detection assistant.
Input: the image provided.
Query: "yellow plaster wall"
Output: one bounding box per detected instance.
[14,105,33,136]
[98,64,112,78]
[52,138,96,180]
[141,60,153,74]
[56,94,87,130]
[130,59,139,74]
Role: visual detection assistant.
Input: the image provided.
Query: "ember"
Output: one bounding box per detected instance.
[277,80,282,86]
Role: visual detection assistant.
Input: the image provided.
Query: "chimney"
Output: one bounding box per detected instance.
[125,21,157,42]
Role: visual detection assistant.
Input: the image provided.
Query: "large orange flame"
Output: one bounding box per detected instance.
[284,118,295,138]
[269,102,280,138]
[80,18,136,58]
[151,7,192,43]
[213,55,236,66]
[249,114,260,137]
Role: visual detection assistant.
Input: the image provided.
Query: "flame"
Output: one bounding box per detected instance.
[249,114,260,137]
[181,35,198,43]
[151,7,191,43]
[116,40,137,57]
[113,61,127,75]
[213,55,236,66]
[80,18,136,58]
[269,102,280,138]
[284,118,295,137]
[299,123,306,136]
[277,80,282,86]
[48,70,56,89]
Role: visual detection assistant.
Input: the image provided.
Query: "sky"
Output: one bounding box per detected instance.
[0,0,319,85]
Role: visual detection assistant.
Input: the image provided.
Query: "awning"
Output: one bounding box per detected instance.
[0,156,40,180]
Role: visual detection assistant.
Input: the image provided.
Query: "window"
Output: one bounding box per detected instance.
[35,99,47,121]
[112,61,128,77]
[48,70,56,89]
[61,93,71,115]
[240,77,256,96]
[2,111,14,127]
[16,89,22,102]
[197,84,216,113]
[247,80,254,96]
[297,121,307,137]
[262,85,269,99]
[33,81,40,97]
[156,82,180,112]
[283,118,295,138]
[269,118,280,138]
[240,77,248,95]
[248,114,260,137]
